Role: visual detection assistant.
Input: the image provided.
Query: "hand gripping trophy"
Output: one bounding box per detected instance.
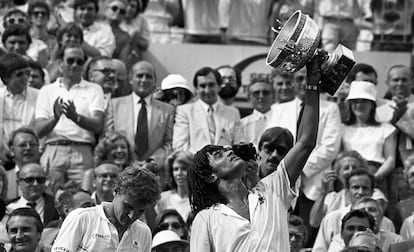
[266,10,355,95]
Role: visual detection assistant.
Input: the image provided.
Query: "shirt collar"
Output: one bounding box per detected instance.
[252,108,272,120]
[21,194,45,206]
[199,99,218,112]
[132,92,152,106]
[57,77,85,88]
[6,87,27,98]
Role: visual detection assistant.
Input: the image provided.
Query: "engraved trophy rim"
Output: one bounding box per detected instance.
[266,10,321,73]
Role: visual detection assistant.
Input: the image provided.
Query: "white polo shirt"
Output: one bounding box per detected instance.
[52,202,152,252]
[190,160,297,252]
[35,78,105,144]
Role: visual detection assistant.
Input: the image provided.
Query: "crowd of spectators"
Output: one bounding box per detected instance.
[0,0,414,252]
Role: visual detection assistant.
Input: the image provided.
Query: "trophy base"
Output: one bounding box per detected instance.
[320,45,355,96]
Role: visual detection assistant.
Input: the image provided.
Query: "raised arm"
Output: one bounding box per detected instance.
[284,56,321,185]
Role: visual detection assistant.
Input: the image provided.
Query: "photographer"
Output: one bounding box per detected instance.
[188,55,321,251]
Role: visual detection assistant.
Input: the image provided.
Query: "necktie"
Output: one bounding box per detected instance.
[296,102,304,141]
[207,106,216,144]
[26,201,37,209]
[135,99,149,158]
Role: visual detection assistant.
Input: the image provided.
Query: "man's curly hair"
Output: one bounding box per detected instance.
[114,166,160,205]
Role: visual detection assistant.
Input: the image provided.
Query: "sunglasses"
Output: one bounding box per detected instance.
[111,5,126,15]
[65,57,85,66]
[16,141,39,149]
[19,177,46,184]
[32,11,48,17]
[158,222,182,230]
[96,173,118,179]
[93,68,116,75]
[294,75,306,83]
[6,17,26,24]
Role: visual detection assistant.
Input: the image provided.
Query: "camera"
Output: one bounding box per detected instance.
[232,143,257,161]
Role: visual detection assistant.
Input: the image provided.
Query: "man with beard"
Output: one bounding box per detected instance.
[5,128,40,201]
[34,44,105,186]
[51,167,160,252]
[91,162,120,205]
[6,208,45,252]
[216,65,241,109]
[6,163,59,227]
[73,0,115,57]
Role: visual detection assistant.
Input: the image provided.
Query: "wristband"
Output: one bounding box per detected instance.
[306,85,319,91]
[76,115,81,123]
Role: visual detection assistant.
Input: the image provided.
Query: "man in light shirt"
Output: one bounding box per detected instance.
[34,44,105,185]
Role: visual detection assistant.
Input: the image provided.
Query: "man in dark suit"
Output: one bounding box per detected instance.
[6,163,59,226]
[110,61,174,179]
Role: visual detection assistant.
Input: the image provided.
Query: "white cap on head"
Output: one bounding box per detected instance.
[152,230,189,249]
[161,74,194,94]
[346,81,377,102]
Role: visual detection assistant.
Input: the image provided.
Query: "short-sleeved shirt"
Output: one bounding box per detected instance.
[83,22,116,57]
[35,78,105,144]
[51,203,152,252]
[341,123,396,163]
[190,161,297,252]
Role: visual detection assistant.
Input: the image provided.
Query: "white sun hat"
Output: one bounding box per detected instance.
[161,74,194,94]
[151,230,189,249]
[346,81,377,102]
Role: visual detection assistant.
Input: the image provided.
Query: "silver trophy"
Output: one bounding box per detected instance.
[266,10,355,95]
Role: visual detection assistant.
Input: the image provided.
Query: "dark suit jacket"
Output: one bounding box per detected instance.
[6,193,59,226]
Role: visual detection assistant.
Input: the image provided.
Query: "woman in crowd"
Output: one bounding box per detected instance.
[82,132,132,191]
[155,151,192,221]
[154,74,194,107]
[341,81,397,196]
[153,209,189,241]
[28,1,56,54]
[104,0,131,62]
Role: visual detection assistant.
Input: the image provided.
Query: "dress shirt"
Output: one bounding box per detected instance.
[132,93,152,135]
[3,89,26,145]
[35,78,105,144]
[198,99,218,127]
[83,22,116,57]
[6,196,45,223]
[241,109,272,148]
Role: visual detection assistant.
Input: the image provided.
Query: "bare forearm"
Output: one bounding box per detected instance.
[74,115,103,134]
[81,42,101,57]
[309,193,327,227]
[375,157,395,179]
[34,118,58,138]
[297,88,319,149]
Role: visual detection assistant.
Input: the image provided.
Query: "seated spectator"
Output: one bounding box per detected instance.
[2,9,49,67]
[104,0,131,62]
[47,22,83,83]
[120,0,149,67]
[90,162,121,204]
[151,230,189,252]
[111,58,131,97]
[156,74,194,107]
[82,132,131,192]
[39,188,93,250]
[341,81,397,197]
[153,209,188,240]
[353,197,403,252]
[397,155,414,221]
[5,128,41,201]
[6,208,44,252]
[6,163,59,227]
[325,209,376,252]
[347,230,382,252]
[155,151,192,220]
[309,151,385,227]
[94,131,132,169]
[27,60,45,89]
[289,215,307,252]
[313,169,394,252]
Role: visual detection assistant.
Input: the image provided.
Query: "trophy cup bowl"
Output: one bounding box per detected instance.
[266,10,355,96]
